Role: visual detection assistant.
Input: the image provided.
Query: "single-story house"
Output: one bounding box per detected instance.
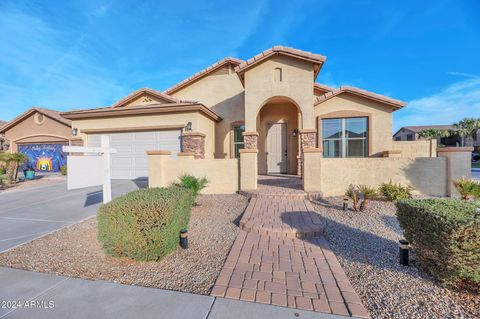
[394,125,478,149]
[0,108,73,172]
[61,46,406,179]
[59,46,470,196]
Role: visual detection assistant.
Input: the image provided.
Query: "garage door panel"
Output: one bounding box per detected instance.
[87,130,181,179]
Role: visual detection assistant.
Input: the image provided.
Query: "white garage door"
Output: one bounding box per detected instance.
[87,130,181,179]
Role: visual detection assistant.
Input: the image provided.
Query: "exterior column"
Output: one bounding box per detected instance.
[298,129,317,176]
[181,132,205,159]
[146,150,172,188]
[302,148,323,192]
[242,131,259,149]
[437,147,473,197]
[239,149,257,190]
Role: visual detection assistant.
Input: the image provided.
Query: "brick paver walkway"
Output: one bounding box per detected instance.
[211,183,369,318]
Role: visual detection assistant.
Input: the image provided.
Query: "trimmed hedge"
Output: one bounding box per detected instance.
[396,199,480,291]
[97,186,194,261]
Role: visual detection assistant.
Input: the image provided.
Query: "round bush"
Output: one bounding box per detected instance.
[97,186,194,261]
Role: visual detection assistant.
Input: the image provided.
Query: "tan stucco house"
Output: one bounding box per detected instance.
[61,46,405,178]
[58,46,471,195]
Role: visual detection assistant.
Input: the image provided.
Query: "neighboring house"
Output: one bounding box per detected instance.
[393,125,462,146]
[0,119,6,151]
[61,46,407,180]
[0,108,72,172]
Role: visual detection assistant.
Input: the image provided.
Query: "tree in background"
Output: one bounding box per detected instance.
[418,128,451,141]
[453,118,480,147]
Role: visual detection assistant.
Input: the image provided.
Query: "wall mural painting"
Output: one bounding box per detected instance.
[18,144,67,173]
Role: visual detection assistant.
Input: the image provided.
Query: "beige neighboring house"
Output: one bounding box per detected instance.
[0,120,6,151]
[393,125,455,141]
[59,46,471,196]
[0,108,72,172]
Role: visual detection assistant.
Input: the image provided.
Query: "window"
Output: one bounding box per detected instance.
[233,124,245,158]
[407,134,414,141]
[322,117,368,158]
[395,136,401,141]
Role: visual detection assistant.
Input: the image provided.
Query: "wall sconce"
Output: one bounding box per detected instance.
[72,128,78,136]
[292,129,299,137]
[185,122,192,132]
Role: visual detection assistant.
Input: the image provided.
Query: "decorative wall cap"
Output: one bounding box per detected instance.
[299,129,317,133]
[383,150,402,154]
[146,150,172,155]
[239,149,258,153]
[303,148,322,153]
[242,131,259,136]
[181,132,206,137]
[69,137,83,141]
[177,152,196,157]
[437,147,474,153]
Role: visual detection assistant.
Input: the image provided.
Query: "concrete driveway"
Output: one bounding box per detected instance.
[0,180,146,253]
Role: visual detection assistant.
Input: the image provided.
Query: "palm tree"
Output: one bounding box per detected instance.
[453,118,480,147]
[0,152,29,185]
[418,128,451,140]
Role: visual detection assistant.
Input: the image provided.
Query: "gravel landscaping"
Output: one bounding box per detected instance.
[312,197,479,319]
[0,194,248,295]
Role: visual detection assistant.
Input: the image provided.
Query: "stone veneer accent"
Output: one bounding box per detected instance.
[243,131,259,150]
[181,132,205,159]
[298,129,317,176]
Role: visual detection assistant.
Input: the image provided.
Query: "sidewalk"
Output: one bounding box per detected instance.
[0,267,348,319]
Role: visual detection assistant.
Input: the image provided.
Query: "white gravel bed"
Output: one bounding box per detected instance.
[312,197,478,319]
[0,194,248,295]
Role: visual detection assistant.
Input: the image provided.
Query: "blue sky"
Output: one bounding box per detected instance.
[0,0,479,131]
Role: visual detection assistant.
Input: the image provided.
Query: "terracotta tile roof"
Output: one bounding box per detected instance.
[315,85,406,109]
[112,87,179,107]
[314,83,335,94]
[234,46,327,84]
[164,57,244,95]
[0,107,71,133]
[61,102,222,122]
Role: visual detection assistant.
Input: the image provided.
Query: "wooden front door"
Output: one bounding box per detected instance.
[267,123,287,174]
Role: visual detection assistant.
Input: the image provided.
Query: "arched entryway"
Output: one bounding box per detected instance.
[256,97,301,175]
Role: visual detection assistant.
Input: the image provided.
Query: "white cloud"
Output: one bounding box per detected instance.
[393,76,480,131]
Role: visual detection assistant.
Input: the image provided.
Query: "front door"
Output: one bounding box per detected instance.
[267,123,287,174]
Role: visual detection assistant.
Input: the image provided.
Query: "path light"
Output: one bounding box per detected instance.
[399,239,410,266]
[343,198,349,211]
[180,229,188,249]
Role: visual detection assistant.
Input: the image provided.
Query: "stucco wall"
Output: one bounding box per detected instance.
[256,102,299,174]
[303,152,448,196]
[244,55,316,131]
[4,112,71,152]
[72,112,216,159]
[392,140,436,158]
[148,153,239,194]
[314,94,394,156]
[170,70,245,158]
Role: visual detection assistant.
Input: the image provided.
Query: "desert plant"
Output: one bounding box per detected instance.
[178,174,208,197]
[0,152,29,184]
[345,184,377,211]
[453,177,480,201]
[379,180,414,201]
[60,165,67,176]
[357,184,378,211]
[396,199,480,291]
[97,186,195,261]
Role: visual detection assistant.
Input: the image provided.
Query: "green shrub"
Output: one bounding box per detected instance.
[97,186,194,261]
[453,177,480,201]
[178,174,208,197]
[345,184,378,211]
[0,167,5,175]
[379,180,414,201]
[396,199,480,291]
[60,165,67,176]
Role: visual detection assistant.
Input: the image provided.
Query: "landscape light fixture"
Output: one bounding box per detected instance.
[399,239,410,266]
[343,198,349,211]
[180,229,188,249]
